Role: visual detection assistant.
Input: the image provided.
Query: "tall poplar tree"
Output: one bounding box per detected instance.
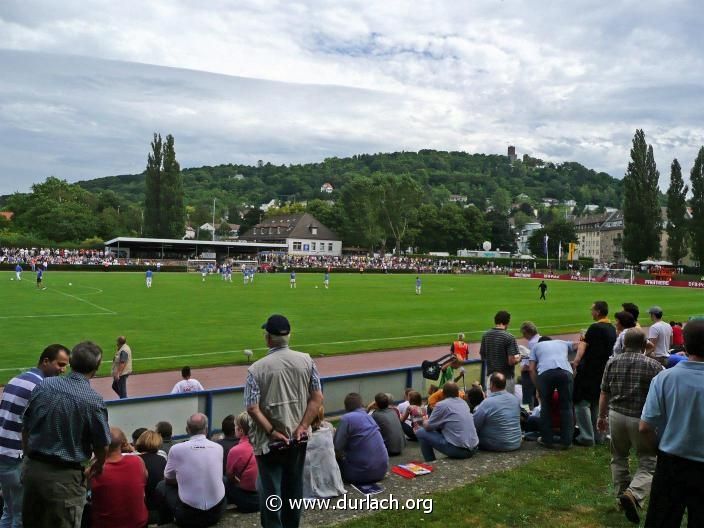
[144,133,163,237]
[622,129,661,263]
[666,159,689,265]
[160,134,185,238]
[690,147,704,266]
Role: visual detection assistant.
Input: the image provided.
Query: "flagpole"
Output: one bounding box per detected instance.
[558,241,562,270]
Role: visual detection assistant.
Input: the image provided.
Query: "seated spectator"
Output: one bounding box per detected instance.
[303,408,346,498]
[156,421,176,454]
[216,415,239,474]
[334,393,388,484]
[399,391,426,441]
[428,386,466,409]
[157,413,226,527]
[370,393,406,456]
[466,383,486,412]
[613,311,637,355]
[472,373,522,451]
[225,413,259,513]
[131,427,147,449]
[416,382,479,461]
[396,388,414,420]
[135,430,167,523]
[171,366,205,394]
[89,426,148,528]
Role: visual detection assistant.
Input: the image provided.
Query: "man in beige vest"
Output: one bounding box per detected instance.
[245,314,323,528]
[111,335,132,399]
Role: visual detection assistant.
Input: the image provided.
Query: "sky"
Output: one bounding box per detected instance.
[1,0,703,195]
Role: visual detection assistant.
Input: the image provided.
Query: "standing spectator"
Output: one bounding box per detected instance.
[0,344,70,528]
[112,335,132,399]
[612,311,637,355]
[158,414,226,527]
[640,319,704,527]
[416,382,479,461]
[135,430,167,524]
[670,321,684,351]
[225,413,259,513]
[22,341,111,528]
[171,366,205,394]
[472,373,522,452]
[89,426,148,528]
[572,301,616,446]
[245,314,323,528]
[480,311,521,394]
[647,306,672,366]
[370,393,406,456]
[529,336,575,449]
[598,329,663,524]
[334,393,388,484]
[519,321,541,409]
[450,333,469,361]
[216,415,239,474]
[156,421,176,454]
[621,303,640,327]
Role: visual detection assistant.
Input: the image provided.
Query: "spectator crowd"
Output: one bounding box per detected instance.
[0,303,702,528]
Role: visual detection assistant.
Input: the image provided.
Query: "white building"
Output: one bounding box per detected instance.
[517,222,543,254]
[241,213,342,256]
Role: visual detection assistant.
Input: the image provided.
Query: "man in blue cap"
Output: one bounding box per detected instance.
[245,315,323,528]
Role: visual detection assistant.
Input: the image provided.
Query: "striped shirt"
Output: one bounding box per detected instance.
[480,328,520,379]
[0,368,44,461]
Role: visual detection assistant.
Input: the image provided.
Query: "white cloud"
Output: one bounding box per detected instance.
[0,0,703,194]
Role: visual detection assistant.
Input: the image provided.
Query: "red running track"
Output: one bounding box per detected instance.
[91,333,580,400]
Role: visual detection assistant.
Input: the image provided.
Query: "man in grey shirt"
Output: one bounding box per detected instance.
[647,306,672,366]
[472,373,522,451]
[370,393,405,456]
[415,382,478,461]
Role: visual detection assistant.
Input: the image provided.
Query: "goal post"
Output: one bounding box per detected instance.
[186,259,216,272]
[588,268,634,284]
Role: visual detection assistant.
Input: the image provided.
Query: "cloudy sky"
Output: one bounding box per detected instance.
[1,0,703,195]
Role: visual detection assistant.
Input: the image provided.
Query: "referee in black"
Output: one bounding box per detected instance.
[538,280,548,300]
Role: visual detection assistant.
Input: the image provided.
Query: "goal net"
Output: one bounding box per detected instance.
[186,259,216,272]
[230,259,258,272]
[588,268,634,284]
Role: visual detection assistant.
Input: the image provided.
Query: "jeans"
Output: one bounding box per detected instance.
[574,399,600,445]
[225,480,260,513]
[645,450,704,527]
[608,410,656,505]
[256,444,307,528]
[111,375,129,399]
[415,429,477,462]
[22,458,86,528]
[537,368,574,447]
[401,422,417,441]
[520,370,536,409]
[0,458,23,528]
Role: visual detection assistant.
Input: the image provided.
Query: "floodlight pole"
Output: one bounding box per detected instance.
[212,198,216,242]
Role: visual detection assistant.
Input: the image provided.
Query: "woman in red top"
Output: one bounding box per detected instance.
[225,413,259,512]
[89,427,148,528]
[671,321,684,348]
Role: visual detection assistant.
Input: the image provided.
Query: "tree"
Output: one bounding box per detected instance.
[375,173,424,255]
[340,176,385,252]
[159,134,185,238]
[666,159,689,265]
[690,147,704,266]
[491,188,511,215]
[144,133,163,237]
[485,211,516,253]
[527,220,577,260]
[622,130,662,263]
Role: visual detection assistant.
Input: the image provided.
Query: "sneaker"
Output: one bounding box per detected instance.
[618,490,640,524]
[537,438,567,450]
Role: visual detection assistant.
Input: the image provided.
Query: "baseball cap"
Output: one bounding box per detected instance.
[648,306,663,317]
[261,314,291,336]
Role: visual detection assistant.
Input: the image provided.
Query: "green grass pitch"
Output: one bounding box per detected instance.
[1,270,700,384]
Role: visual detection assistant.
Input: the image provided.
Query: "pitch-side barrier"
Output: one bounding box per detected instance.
[509,271,704,289]
[106,359,485,437]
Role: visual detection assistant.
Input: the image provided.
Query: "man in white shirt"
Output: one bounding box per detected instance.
[171,366,205,394]
[647,306,672,366]
[158,414,226,526]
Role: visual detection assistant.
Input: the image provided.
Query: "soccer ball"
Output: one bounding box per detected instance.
[9,278,13,281]
[315,286,318,289]
[68,283,72,286]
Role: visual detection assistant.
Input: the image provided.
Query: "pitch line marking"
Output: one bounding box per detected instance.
[48,288,116,315]
[0,312,115,320]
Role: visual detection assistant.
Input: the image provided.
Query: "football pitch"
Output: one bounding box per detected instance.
[1,270,701,384]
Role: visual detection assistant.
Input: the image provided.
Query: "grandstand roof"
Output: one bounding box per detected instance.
[104,236,286,249]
